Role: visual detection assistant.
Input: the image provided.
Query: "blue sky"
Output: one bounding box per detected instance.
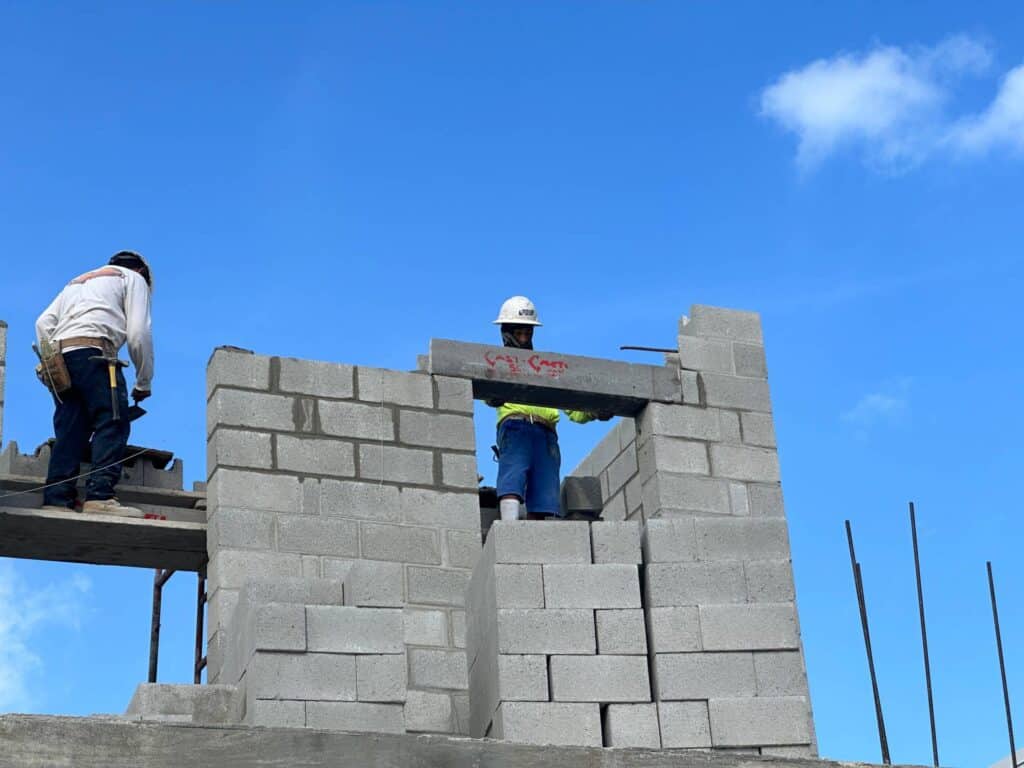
[1,2,1023,765]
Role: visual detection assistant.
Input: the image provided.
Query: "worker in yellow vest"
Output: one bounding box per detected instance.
[491,296,609,521]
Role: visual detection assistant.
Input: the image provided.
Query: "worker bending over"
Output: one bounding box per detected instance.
[491,296,609,521]
[35,251,154,517]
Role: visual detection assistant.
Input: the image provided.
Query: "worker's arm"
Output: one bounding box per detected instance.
[566,409,614,424]
[124,271,154,394]
[35,294,61,347]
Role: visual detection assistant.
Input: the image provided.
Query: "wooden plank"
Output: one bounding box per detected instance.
[0,474,205,515]
[0,506,207,571]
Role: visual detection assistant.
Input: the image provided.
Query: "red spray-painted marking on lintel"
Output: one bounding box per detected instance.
[483,351,568,379]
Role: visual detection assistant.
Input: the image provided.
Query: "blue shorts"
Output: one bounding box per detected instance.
[496,419,562,516]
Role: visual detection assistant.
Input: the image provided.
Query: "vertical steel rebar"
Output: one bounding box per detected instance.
[988,561,1018,768]
[148,568,174,684]
[910,502,940,766]
[846,520,891,765]
[194,573,207,684]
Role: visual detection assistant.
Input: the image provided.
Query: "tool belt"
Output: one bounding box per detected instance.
[34,336,113,395]
[500,413,557,432]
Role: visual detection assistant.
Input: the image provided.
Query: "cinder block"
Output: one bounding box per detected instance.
[404,690,454,733]
[591,521,641,564]
[748,483,785,517]
[492,702,601,747]
[746,560,796,602]
[700,373,771,413]
[409,648,468,690]
[561,476,602,514]
[642,473,731,516]
[762,746,817,758]
[647,606,701,653]
[603,704,661,748]
[700,604,799,650]
[754,651,809,697]
[207,589,238,638]
[207,348,270,398]
[729,482,750,515]
[645,563,747,606]
[695,517,790,561]
[320,479,400,522]
[708,696,811,746]
[208,469,299,515]
[400,487,479,530]
[638,402,720,441]
[543,564,640,609]
[277,515,359,557]
[247,699,305,728]
[276,435,355,478]
[490,521,591,564]
[403,609,449,647]
[236,576,346,608]
[208,550,303,591]
[279,357,354,399]
[497,609,595,654]
[642,518,697,562]
[358,367,433,408]
[494,565,544,608]
[357,654,407,702]
[637,435,709,480]
[434,375,474,413]
[683,305,763,344]
[659,701,712,748]
[358,444,434,485]
[680,369,699,404]
[719,411,741,443]
[599,492,627,522]
[445,530,481,569]
[305,701,405,734]
[323,559,404,607]
[451,610,466,648]
[733,343,767,378]
[595,610,647,655]
[654,652,755,699]
[399,410,475,450]
[208,508,275,551]
[710,444,779,483]
[319,400,394,441]
[306,606,404,653]
[360,522,440,565]
[207,429,272,472]
[207,389,295,435]
[244,603,307,652]
[407,566,469,607]
[248,651,355,701]
[606,444,638,496]
[497,654,548,700]
[301,478,321,516]
[442,453,478,489]
[678,336,733,373]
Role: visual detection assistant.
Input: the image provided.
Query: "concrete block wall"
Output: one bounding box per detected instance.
[568,418,641,521]
[0,320,7,448]
[466,521,652,748]
[205,348,480,734]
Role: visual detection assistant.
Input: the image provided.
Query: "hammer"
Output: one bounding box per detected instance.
[90,352,129,421]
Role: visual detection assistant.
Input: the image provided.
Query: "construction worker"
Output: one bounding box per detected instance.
[491,296,610,521]
[35,251,154,517]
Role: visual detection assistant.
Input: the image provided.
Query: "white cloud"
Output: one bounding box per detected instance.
[841,379,911,429]
[0,562,90,712]
[949,64,1024,153]
[760,35,1008,170]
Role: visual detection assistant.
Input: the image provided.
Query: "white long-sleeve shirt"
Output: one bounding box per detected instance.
[35,264,154,391]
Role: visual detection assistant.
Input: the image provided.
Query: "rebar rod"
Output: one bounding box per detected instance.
[148,568,174,683]
[194,573,207,684]
[910,502,939,766]
[988,561,1018,768]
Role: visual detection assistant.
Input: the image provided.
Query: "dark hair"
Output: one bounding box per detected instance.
[109,251,151,286]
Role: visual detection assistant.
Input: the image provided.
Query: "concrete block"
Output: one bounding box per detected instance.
[710,443,779,483]
[207,389,295,435]
[638,435,709,479]
[642,473,731,516]
[237,576,346,608]
[247,699,305,728]
[647,606,701,653]
[561,476,602,515]
[279,357,354,399]
[746,560,796,602]
[306,606,404,653]
[358,444,434,485]
[320,479,400,522]
[658,701,712,748]
[323,559,404,607]
[399,411,475,450]
[360,522,440,565]
[701,373,771,413]
[357,654,407,702]
[492,702,602,747]
[749,483,785,517]
[595,610,647,655]
[728,482,750,515]
[654,652,755,699]
[301,478,321,516]
[606,444,638,496]
[719,410,741,443]
[207,589,238,639]
[277,515,359,557]
[276,435,356,478]
[624,474,643,518]
[208,508,275,551]
[191,685,244,725]
[305,701,405,734]
[404,690,454,733]
[641,518,697,562]
[400,487,479,530]
[700,604,799,650]
[696,517,791,561]
[244,603,307,653]
[434,375,474,413]
[497,609,595,654]
[208,550,303,591]
[603,704,661,748]
[733,343,767,378]
[409,648,468,690]
[207,429,272,472]
[762,746,817,758]
[543,564,641,609]
[550,655,650,702]
[755,651,809,697]
[358,367,433,408]
[493,565,544,608]
[403,609,449,647]
[680,369,700,404]
[319,400,394,441]
[490,521,591,564]
[591,521,641,564]
[208,469,299,514]
[407,566,469,607]
[248,651,356,701]
[678,336,733,373]
[638,402,720,441]
[442,453,478,489]
[207,348,270,398]
[645,563,747,606]
[683,305,763,344]
[125,683,231,722]
[497,654,548,700]
[446,530,482,569]
[599,491,626,522]
[708,696,811,746]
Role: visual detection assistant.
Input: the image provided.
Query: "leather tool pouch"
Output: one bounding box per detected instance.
[36,348,72,395]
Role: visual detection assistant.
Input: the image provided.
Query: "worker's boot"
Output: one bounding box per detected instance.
[82,498,144,518]
[40,504,73,512]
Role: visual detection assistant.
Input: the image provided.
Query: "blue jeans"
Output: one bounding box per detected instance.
[43,348,131,507]
[495,419,562,516]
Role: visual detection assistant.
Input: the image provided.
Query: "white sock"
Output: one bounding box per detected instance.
[499,498,521,521]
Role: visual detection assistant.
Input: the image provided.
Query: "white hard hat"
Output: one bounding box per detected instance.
[493,296,542,326]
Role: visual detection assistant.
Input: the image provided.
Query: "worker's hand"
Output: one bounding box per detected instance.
[596,410,614,421]
[132,388,152,403]
[485,398,505,408]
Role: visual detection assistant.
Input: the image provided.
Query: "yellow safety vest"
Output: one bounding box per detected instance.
[496,403,594,428]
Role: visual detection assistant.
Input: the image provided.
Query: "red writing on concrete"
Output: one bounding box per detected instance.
[483,351,569,379]
[528,355,568,378]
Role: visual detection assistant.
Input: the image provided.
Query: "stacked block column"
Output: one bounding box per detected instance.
[567,418,641,521]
